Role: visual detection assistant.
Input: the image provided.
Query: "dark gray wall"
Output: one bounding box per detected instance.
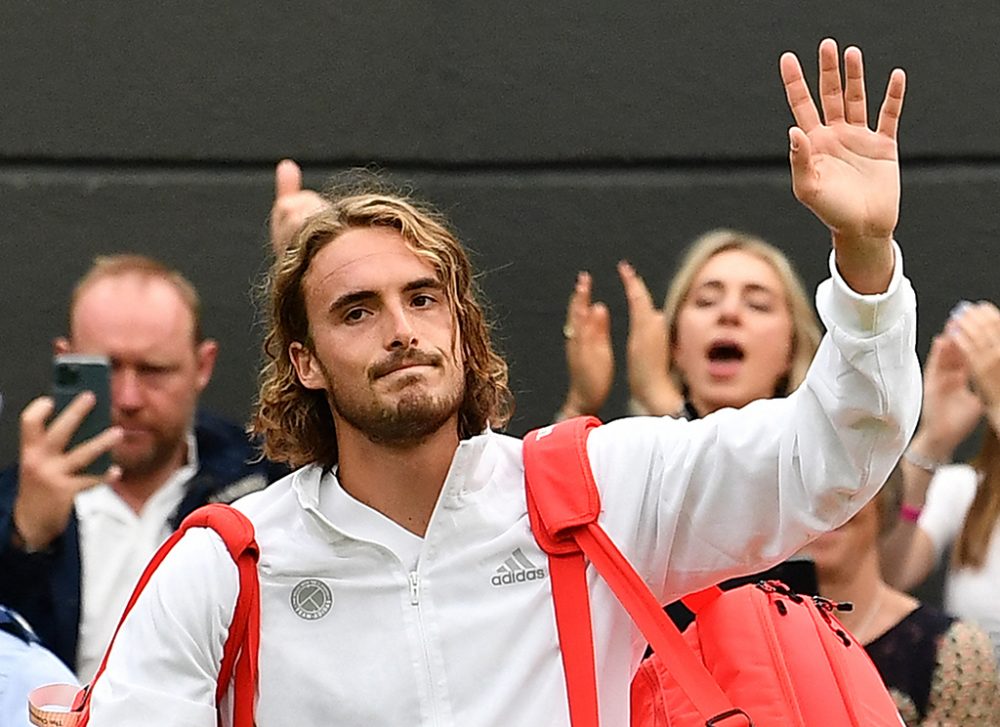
[1,2,997,469]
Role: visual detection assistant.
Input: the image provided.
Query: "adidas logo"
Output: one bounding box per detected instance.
[491,548,547,587]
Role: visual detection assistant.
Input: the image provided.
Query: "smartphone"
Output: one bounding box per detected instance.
[51,354,112,476]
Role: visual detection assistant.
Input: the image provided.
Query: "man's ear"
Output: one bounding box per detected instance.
[194,339,219,392]
[53,337,71,355]
[289,342,327,390]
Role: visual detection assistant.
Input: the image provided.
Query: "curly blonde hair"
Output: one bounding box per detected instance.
[252,181,513,468]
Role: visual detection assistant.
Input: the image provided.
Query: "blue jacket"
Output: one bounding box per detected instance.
[0,411,284,671]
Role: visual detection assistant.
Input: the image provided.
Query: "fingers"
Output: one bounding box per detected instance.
[927,333,964,373]
[875,68,907,141]
[590,302,611,338]
[817,38,845,124]
[924,334,946,368]
[950,303,1000,407]
[842,46,867,126]
[566,272,593,330]
[563,273,614,415]
[951,302,1000,352]
[275,159,303,200]
[785,39,901,136]
[780,51,821,133]
[40,392,96,452]
[567,273,613,341]
[787,127,817,201]
[617,261,657,318]
[63,426,123,475]
[20,397,55,449]
[574,271,593,308]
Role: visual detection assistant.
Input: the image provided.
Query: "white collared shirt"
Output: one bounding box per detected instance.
[73,433,197,681]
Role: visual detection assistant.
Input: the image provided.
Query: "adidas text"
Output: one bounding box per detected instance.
[491,568,546,587]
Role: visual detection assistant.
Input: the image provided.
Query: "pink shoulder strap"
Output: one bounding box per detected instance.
[523,417,749,727]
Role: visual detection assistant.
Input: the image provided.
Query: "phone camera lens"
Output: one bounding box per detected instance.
[56,365,80,387]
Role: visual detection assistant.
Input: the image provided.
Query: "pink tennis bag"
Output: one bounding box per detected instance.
[523,415,904,726]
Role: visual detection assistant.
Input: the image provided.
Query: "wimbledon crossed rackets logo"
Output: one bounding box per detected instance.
[290,579,334,620]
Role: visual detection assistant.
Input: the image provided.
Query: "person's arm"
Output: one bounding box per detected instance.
[883,305,1000,589]
[880,333,982,589]
[0,485,67,658]
[556,271,615,420]
[879,501,937,592]
[592,242,919,600]
[589,39,920,601]
[87,529,238,726]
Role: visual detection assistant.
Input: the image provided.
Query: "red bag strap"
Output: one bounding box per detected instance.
[184,505,260,725]
[73,503,260,727]
[524,417,603,726]
[549,552,601,725]
[523,417,751,727]
[523,418,603,548]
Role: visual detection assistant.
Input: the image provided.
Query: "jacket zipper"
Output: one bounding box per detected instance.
[408,569,442,724]
[409,571,420,606]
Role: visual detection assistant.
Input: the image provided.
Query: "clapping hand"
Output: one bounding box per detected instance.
[561,272,614,417]
[618,262,683,416]
[949,301,1000,434]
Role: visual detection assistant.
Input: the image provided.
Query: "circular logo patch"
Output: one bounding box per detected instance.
[290,579,333,620]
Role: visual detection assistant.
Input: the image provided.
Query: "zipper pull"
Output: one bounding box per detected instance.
[409,571,420,606]
[811,596,854,647]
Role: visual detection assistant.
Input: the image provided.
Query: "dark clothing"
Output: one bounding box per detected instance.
[866,604,953,720]
[0,410,284,671]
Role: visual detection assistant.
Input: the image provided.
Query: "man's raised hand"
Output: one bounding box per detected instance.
[780,38,906,294]
[13,394,122,551]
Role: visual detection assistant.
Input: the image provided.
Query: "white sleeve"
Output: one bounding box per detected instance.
[589,242,921,602]
[87,528,240,727]
[918,464,979,560]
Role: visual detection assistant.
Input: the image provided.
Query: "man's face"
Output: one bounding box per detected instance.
[67,274,215,477]
[290,226,465,447]
[672,249,794,415]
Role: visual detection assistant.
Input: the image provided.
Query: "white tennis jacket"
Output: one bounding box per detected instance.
[89,248,920,726]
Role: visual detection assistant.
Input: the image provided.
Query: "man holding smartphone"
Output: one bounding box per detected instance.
[0,255,281,680]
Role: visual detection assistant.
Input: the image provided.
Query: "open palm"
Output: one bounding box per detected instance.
[922,334,984,449]
[780,39,906,243]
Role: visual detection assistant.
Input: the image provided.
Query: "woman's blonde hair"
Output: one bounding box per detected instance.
[661,229,821,399]
[251,180,513,468]
[954,428,1000,569]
